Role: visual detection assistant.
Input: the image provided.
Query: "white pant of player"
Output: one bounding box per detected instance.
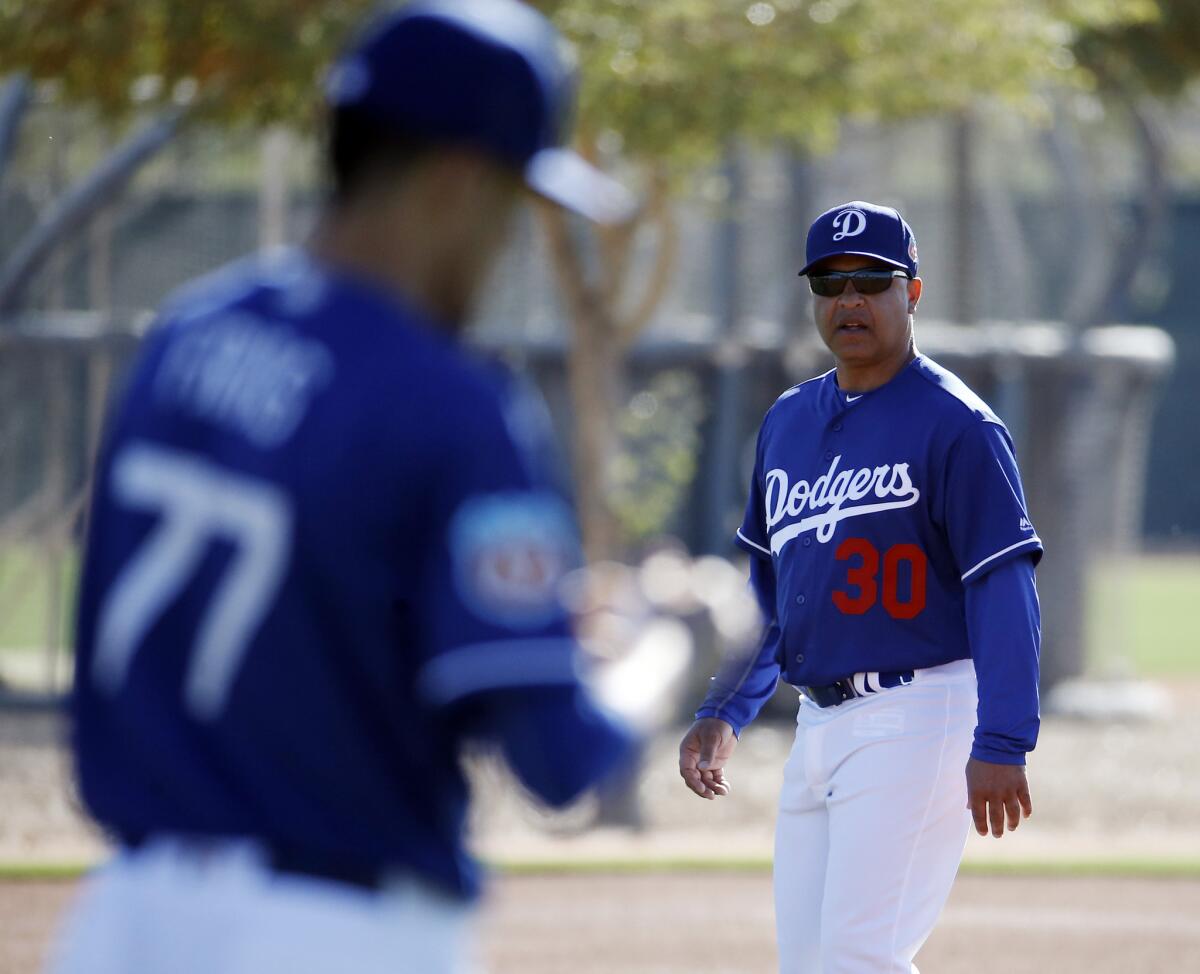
[774,658,977,974]
[45,836,481,974]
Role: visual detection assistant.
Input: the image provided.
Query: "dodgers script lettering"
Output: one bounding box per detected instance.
[764,455,920,551]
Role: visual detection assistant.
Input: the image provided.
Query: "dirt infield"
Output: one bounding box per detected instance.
[6,684,1200,972]
[5,871,1199,974]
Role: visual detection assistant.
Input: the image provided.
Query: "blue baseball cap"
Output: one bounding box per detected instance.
[798,201,919,278]
[325,0,634,224]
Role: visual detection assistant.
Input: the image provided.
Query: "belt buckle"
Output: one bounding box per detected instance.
[802,680,856,708]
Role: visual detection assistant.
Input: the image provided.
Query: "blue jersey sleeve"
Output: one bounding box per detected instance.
[410,372,633,803]
[966,553,1041,764]
[477,687,638,807]
[695,555,782,736]
[412,376,581,696]
[734,428,772,558]
[943,421,1043,584]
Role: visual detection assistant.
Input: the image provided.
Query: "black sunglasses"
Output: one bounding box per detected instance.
[805,268,909,297]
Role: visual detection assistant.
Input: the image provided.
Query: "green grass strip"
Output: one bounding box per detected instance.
[5,855,1200,883]
[490,856,773,875]
[0,861,94,881]
[488,856,1200,880]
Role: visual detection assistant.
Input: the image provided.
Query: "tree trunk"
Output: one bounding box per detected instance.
[949,110,978,325]
[0,74,30,187]
[88,203,114,312]
[259,125,293,251]
[701,146,746,552]
[536,162,679,563]
[1041,99,1111,329]
[537,202,622,563]
[1087,97,1169,325]
[979,156,1036,321]
[783,146,817,333]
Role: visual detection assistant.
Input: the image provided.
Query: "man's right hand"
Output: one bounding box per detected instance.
[679,717,738,800]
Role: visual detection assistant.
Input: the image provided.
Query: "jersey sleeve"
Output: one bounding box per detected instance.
[694,554,782,736]
[411,375,587,708]
[734,428,772,559]
[942,421,1043,585]
[966,553,1041,764]
[411,372,634,805]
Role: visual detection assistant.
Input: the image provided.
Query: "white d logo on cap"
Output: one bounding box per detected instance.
[831,208,867,241]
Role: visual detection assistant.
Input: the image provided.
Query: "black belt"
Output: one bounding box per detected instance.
[800,670,914,708]
[122,834,386,893]
[268,846,385,892]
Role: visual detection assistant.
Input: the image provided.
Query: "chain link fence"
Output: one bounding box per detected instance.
[0,317,139,701]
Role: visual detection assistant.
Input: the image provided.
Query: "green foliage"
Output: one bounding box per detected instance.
[0,0,1155,158]
[1074,0,1200,95]
[535,0,1155,161]
[607,370,706,546]
[0,0,369,125]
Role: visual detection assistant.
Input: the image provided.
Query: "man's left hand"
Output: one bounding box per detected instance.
[966,757,1032,838]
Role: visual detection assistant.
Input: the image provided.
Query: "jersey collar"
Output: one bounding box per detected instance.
[824,354,925,414]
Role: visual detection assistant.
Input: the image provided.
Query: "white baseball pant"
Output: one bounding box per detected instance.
[774,658,977,974]
[45,836,481,974]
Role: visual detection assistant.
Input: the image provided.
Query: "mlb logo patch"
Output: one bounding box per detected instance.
[450,491,579,628]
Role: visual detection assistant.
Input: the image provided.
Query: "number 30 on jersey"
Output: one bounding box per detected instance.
[832,537,927,620]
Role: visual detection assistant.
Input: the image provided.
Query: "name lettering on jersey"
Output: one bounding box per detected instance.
[764,455,920,552]
[155,313,333,449]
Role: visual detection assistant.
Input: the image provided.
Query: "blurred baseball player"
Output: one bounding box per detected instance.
[679,201,1042,974]
[51,3,636,973]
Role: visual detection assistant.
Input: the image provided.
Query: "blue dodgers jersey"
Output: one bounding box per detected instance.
[72,249,629,898]
[733,356,1042,687]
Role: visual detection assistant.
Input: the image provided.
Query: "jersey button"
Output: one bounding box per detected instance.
[795,654,805,663]
[795,594,806,605]
[823,450,834,461]
[803,537,812,547]
[833,422,843,432]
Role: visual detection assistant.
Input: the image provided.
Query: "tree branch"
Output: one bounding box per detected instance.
[0,106,188,316]
[0,73,30,189]
[1088,95,1169,325]
[1041,97,1111,329]
[535,199,594,326]
[535,200,621,562]
[615,164,677,351]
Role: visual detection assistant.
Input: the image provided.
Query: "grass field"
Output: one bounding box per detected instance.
[0,546,76,656]
[1086,552,1200,677]
[7,855,1200,883]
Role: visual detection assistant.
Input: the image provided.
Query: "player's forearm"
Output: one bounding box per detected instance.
[695,621,782,736]
[966,554,1041,764]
